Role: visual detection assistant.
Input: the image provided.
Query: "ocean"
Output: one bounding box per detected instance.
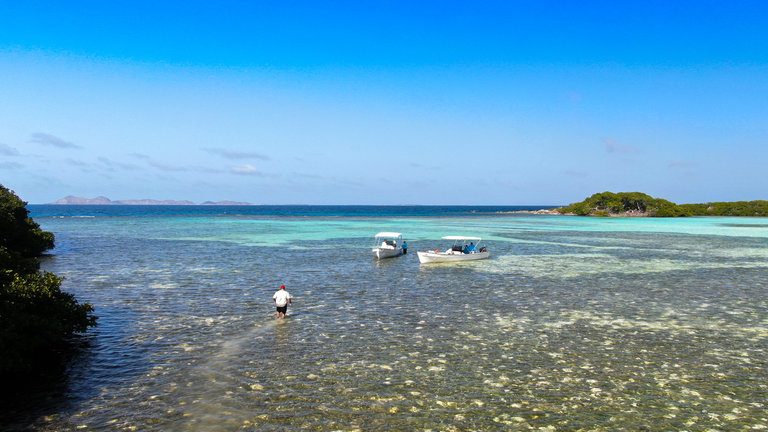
[8,205,768,430]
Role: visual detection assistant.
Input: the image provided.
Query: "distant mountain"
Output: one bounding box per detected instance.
[200,200,252,206]
[51,196,252,205]
[54,195,113,205]
[116,199,196,205]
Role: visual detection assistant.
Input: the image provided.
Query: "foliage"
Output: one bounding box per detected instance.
[653,200,691,217]
[0,185,96,380]
[559,192,768,217]
[558,191,692,217]
[1,272,95,373]
[680,201,768,217]
[0,186,54,276]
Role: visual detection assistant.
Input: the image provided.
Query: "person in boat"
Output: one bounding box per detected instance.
[402,240,408,254]
[463,242,476,254]
[272,284,293,319]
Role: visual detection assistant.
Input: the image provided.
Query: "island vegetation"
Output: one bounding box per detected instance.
[558,192,768,217]
[679,200,768,217]
[1,185,96,396]
[558,192,690,217]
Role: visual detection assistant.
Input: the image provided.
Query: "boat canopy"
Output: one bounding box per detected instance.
[375,232,402,238]
[442,236,482,241]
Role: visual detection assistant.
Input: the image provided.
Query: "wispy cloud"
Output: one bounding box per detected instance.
[231,164,263,176]
[563,170,588,178]
[565,90,583,103]
[294,173,322,180]
[330,177,365,188]
[30,132,81,149]
[203,147,270,161]
[97,156,141,171]
[408,162,439,171]
[0,161,23,169]
[0,143,20,156]
[63,158,99,173]
[65,158,89,167]
[668,160,696,169]
[289,173,364,188]
[130,153,224,174]
[603,138,638,154]
[130,153,187,171]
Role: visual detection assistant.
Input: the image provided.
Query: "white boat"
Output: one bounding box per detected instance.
[417,236,489,264]
[372,232,404,260]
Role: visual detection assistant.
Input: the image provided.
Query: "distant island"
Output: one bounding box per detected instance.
[52,196,253,206]
[557,192,768,217]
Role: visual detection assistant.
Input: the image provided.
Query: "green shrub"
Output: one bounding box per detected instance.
[0,185,96,382]
[680,200,768,216]
[652,199,692,217]
[558,191,690,217]
[0,186,54,259]
[560,192,768,217]
[1,272,95,373]
[558,202,591,215]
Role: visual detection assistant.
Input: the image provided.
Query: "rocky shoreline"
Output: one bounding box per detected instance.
[499,209,562,215]
[500,209,654,217]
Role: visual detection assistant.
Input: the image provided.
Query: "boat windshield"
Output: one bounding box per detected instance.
[373,232,402,247]
[447,238,484,253]
[375,232,402,239]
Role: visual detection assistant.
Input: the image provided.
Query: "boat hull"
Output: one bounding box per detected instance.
[417,251,490,264]
[373,247,403,260]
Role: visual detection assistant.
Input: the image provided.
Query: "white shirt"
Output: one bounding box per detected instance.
[273,290,292,307]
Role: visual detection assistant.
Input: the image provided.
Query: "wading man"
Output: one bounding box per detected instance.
[272,284,293,319]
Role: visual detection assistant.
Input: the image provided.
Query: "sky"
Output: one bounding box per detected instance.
[1,0,767,205]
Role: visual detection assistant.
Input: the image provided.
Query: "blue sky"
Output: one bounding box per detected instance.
[1,1,767,204]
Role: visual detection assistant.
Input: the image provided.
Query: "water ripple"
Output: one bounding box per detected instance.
[12,215,768,431]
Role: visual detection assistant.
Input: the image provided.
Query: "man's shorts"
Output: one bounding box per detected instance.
[276,305,288,314]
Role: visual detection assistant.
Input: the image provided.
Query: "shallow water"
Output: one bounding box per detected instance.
[9,208,768,430]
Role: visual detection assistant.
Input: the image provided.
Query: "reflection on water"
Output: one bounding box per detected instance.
[8,214,768,430]
[720,223,768,228]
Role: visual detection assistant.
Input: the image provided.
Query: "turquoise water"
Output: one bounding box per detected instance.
[10,207,768,430]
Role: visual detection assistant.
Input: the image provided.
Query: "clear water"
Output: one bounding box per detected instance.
[10,206,768,430]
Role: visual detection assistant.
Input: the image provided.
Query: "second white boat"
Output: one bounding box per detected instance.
[417,236,489,264]
[372,232,404,259]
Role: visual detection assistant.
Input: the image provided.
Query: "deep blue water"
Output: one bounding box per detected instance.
[27,204,556,219]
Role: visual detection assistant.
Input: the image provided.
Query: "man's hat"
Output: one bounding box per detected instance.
[280,285,286,289]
